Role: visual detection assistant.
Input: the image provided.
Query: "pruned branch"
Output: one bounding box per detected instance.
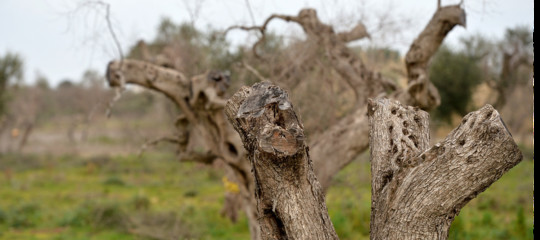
[225,82,338,240]
[368,98,522,239]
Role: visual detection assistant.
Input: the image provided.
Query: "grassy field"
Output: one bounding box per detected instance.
[0,147,534,240]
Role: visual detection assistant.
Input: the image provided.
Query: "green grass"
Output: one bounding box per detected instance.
[326,151,534,240]
[0,148,534,239]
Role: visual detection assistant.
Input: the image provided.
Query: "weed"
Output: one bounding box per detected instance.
[0,208,6,224]
[130,211,198,240]
[130,194,150,211]
[9,203,41,228]
[59,201,129,231]
[102,176,126,186]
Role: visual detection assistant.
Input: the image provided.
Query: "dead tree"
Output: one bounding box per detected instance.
[367,98,522,239]
[106,3,472,239]
[225,82,338,240]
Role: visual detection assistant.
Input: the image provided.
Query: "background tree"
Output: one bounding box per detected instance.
[0,52,24,117]
[488,26,533,109]
[429,44,483,122]
[434,27,534,141]
[0,52,24,150]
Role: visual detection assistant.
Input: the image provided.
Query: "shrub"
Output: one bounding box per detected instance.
[102,176,126,186]
[429,44,483,122]
[59,201,129,231]
[9,203,41,228]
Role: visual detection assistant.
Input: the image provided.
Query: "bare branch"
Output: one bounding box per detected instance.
[224,14,300,58]
[240,61,268,82]
[79,1,124,61]
[101,2,124,61]
[244,0,256,25]
[138,135,182,157]
[76,1,126,117]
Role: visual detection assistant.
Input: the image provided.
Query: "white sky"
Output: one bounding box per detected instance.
[0,0,534,87]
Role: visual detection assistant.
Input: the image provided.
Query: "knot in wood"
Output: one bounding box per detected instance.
[259,126,304,156]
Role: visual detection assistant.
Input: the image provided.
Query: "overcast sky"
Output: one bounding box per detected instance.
[0,0,534,87]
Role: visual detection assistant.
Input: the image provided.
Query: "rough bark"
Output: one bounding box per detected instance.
[368,98,522,239]
[225,81,338,240]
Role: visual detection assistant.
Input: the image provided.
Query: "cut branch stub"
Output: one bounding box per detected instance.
[225,81,338,240]
[368,98,523,239]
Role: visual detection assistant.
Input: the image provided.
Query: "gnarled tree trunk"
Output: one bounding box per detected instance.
[106,59,261,240]
[368,98,522,239]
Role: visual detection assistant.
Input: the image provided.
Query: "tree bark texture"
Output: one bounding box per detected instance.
[368,98,522,239]
[225,81,338,240]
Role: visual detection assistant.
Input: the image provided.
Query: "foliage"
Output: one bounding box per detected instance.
[429,44,483,122]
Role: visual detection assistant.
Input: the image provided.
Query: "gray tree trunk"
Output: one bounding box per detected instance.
[368,98,522,239]
[225,82,338,240]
